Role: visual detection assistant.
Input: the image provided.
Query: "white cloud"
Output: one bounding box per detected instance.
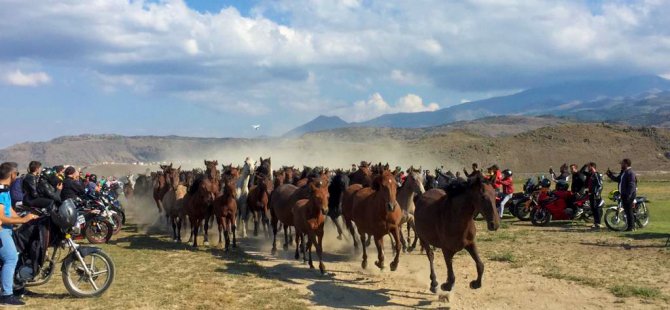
[3,70,51,87]
[335,93,440,122]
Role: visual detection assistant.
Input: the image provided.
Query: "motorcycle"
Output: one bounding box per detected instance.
[603,190,650,231]
[10,199,115,297]
[73,197,115,244]
[95,189,125,234]
[530,190,604,226]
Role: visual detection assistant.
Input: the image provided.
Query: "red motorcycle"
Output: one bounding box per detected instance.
[530,190,601,226]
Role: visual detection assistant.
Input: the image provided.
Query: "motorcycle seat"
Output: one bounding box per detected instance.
[635,196,646,203]
[540,197,558,206]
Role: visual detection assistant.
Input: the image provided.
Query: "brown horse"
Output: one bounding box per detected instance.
[397,169,425,252]
[414,174,499,293]
[123,175,134,201]
[152,164,173,213]
[212,176,238,251]
[352,169,402,271]
[184,176,215,247]
[162,166,186,242]
[349,163,372,187]
[270,183,299,255]
[247,174,272,237]
[341,183,363,250]
[293,180,330,274]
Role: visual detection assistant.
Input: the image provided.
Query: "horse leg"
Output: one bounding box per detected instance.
[422,239,438,293]
[271,209,279,254]
[294,229,301,260]
[176,217,182,242]
[390,228,401,271]
[359,232,368,269]
[307,233,315,269]
[399,224,407,253]
[409,220,419,252]
[283,225,289,250]
[440,248,456,291]
[203,215,210,246]
[191,218,200,247]
[253,210,260,237]
[187,217,194,243]
[373,235,385,270]
[231,217,237,248]
[347,219,359,251]
[171,217,177,242]
[217,217,224,248]
[465,243,485,289]
[317,230,326,274]
[331,215,344,240]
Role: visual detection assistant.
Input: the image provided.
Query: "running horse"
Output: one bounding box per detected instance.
[235,158,254,237]
[184,176,216,247]
[414,174,499,293]
[212,174,238,251]
[397,168,425,252]
[162,166,186,242]
[352,169,403,271]
[152,164,174,213]
[247,174,272,237]
[293,179,330,274]
[327,170,349,239]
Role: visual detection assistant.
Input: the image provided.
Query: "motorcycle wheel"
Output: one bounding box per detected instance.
[62,250,115,298]
[516,203,531,221]
[85,220,114,244]
[636,202,650,228]
[604,208,627,231]
[531,208,551,226]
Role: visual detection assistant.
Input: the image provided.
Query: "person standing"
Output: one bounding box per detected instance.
[0,162,38,306]
[586,162,603,228]
[499,169,514,219]
[606,159,637,231]
[61,167,86,201]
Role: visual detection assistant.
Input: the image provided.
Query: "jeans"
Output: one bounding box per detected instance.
[0,229,18,296]
[499,194,512,218]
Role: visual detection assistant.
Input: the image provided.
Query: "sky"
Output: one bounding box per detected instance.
[1,0,670,148]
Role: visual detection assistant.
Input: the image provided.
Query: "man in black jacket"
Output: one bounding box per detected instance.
[21,161,60,209]
[569,164,587,194]
[61,166,85,201]
[606,159,637,231]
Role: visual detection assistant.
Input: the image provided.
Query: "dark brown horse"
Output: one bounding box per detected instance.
[414,174,499,293]
[293,180,330,274]
[184,176,215,247]
[212,176,238,251]
[123,175,134,201]
[341,183,363,250]
[247,174,272,237]
[397,169,425,252]
[152,164,173,213]
[162,166,186,242]
[352,169,402,271]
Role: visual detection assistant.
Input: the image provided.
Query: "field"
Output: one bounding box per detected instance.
[21,179,670,309]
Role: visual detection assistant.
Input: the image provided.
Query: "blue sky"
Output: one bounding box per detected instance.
[1,0,669,148]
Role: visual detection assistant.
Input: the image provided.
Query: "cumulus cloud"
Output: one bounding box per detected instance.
[335,93,439,122]
[3,70,51,87]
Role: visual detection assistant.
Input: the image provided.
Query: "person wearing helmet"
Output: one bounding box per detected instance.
[499,169,514,218]
[0,162,38,306]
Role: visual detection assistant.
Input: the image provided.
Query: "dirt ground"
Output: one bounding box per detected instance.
[22,181,670,310]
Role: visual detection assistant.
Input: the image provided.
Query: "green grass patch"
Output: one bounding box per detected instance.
[540,267,600,288]
[489,251,516,263]
[610,284,661,299]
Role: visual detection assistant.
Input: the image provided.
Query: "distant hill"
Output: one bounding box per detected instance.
[283,115,348,137]
[288,75,670,134]
[2,117,669,173]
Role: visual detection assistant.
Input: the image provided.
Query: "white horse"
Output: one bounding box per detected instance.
[236,157,255,238]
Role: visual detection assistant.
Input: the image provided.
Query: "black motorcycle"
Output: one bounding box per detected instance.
[11,199,115,297]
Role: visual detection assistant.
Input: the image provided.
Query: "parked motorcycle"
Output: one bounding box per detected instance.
[11,199,115,297]
[530,190,604,226]
[72,197,115,243]
[603,190,650,231]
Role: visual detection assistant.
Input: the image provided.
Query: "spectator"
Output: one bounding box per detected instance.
[585,162,603,228]
[606,159,637,231]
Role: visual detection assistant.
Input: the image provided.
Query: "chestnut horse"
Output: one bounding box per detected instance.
[352,170,402,271]
[184,176,215,247]
[397,169,425,252]
[162,166,186,242]
[212,176,238,251]
[414,174,499,293]
[293,180,330,274]
[247,174,272,237]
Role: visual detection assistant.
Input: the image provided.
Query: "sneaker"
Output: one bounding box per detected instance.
[0,294,25,307]
[590,224,602,230]
[574,208,584,218]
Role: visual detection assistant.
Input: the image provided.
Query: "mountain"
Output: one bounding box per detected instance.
[287,75,670,134]
[283,115,349,137]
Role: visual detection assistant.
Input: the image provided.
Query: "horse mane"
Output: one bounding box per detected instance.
[442,179,470,198]
[189,176,204,196]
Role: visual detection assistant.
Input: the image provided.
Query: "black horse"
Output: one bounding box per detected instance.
[328,170,349,239]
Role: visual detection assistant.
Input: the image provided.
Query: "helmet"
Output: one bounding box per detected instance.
[540,178,551,188]
[556,180,569,191]
[608,190,620,201]
[502,169,513,177]
[53,199,77,231]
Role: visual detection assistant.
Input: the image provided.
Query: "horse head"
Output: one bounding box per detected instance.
[373,170,398,212]
[468,174,499,231]
[310,179,329,215]
[406,171,426,195]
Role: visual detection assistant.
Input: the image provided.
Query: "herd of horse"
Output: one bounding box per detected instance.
[124,158,500,294]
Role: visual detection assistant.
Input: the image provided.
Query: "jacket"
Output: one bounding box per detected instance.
[587,172,603,199]
[21,173,40,204]
[607,168,637,201]
[570,172,586,193]
[500,177,514,195]
[10,177,23,206]
[61,177,85,201]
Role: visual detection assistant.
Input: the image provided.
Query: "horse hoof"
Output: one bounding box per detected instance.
[283,244,289,251]
[271,248,277,255]
[441,282,453,292]
[319,263,326,275]
[469,281,481,289]
[430,284,438,294]
[309,264,315,269]
[390,261,398,271]
[295,254,300,260]
[407,246,415,253]
[361,260,367,269]
[337,235,342,240]
[204,241,210,246]
[374,261,384,270]
[402,247,407,253]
